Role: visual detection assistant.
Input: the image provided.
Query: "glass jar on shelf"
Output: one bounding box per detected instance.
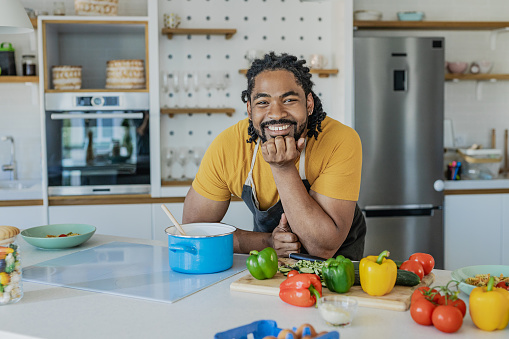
[22,55,36,76]
[0,226,23,305]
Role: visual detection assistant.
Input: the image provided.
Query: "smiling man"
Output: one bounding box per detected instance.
[182,52,366,260]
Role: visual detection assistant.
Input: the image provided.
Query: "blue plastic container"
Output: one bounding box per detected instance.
[214,320,340,339]
[165,223,235,274]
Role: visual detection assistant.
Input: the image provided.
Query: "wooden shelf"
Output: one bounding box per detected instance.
[445,73,509,81]
[239,68,338,78]
[354,20,509,30]
[161,180,193,187]
[45,88,148,93]
[30,18,37,29]
[161,107,235,117]
[162,28,237,39]
[0,76,39,83]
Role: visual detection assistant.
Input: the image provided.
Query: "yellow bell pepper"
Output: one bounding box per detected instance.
[359,250,397,296]
[469,276,509,331]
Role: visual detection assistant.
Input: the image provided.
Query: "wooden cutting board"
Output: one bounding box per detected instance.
[230,259,435,312]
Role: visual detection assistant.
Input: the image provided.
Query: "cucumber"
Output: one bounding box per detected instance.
[353,269,420,287]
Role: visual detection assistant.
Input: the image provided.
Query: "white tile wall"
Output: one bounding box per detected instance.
[354,0,509,152]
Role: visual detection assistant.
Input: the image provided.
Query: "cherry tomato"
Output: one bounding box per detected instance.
[410,299,436,326]
[400,260,424,280]
[496,281,509,290]
[432,305,463,333]
[409,253,435,275]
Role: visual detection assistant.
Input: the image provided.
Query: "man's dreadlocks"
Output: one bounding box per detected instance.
[241,52,327,143]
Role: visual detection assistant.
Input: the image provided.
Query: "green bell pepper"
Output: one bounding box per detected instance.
[322,255,355,293]
[246,247,278,280]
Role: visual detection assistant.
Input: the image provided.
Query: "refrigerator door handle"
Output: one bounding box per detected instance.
[362,204,441,218]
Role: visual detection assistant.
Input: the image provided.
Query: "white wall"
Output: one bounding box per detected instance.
[354,0,509,152]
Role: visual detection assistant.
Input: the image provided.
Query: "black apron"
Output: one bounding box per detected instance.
[241,140,366,260]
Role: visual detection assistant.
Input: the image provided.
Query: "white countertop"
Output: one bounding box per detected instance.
[0,180,43,201]
[445,177,509,190]
[0,235,506,339]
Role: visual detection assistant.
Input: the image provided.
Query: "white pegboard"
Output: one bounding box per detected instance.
[158,0,343,179]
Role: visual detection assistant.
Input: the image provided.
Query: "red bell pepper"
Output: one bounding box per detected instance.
[279,272,322,307]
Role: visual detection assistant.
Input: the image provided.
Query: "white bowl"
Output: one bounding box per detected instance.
[478,60,493,74]
[317,296,358,327]
[354,10,382,21]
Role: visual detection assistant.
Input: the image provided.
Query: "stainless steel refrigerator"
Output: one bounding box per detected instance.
[354,37,445,268]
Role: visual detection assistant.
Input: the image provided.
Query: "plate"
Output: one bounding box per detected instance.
[21,224,96,249]
[451,265,509,295]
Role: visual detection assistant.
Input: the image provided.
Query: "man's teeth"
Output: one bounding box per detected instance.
[267,125,290,131]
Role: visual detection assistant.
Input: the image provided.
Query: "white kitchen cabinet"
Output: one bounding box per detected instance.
[444,194,504,270]
[0,206,45,228]
[151,200,254,243]
[49,204,152,239]
[503,195,509,265]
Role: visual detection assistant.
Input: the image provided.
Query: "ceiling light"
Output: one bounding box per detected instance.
[0,0,34,34]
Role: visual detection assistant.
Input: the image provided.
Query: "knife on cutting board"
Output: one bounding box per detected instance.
[288,253,326,262]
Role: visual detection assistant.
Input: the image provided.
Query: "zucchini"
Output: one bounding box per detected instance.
[353,269,420,287]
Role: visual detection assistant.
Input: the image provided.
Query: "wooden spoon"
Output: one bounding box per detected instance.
[160,204,187,236]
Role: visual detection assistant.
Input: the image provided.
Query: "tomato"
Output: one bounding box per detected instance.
[400,260,424,280]
[496,281,509,290]
[58,234,67,237]
[409,253,435,275]
[411,286,430,304]
[431,305,463,333]
[437,296,467,318]
[410,299,436,326]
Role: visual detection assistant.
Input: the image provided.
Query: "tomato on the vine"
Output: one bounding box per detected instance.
[409,253,435,275]
[410,299,436,326]
[431,305,463,333]
[437,296,467,318]
[400,260,424,280]
[496,281,509,291]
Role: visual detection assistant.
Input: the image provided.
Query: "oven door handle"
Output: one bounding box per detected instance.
[50,113,145,120]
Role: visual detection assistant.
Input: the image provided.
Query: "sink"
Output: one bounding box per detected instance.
[0,181,31,190]
[0,180,36,190]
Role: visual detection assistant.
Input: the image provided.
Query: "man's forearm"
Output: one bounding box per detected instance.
[234,229,272,254]
[271,166,345,258]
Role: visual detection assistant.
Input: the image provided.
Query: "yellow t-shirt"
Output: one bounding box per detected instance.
[192,116,362,211]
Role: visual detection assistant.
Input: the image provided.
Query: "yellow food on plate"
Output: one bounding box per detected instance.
[465,273,509,287]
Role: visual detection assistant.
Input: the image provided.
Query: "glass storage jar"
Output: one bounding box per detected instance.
[0,226,23,305]
[22,55,36,76]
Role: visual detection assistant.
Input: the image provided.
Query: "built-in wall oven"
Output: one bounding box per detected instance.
[45,92,150,196]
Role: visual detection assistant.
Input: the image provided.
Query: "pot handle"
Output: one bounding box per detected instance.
[168,244,197,255]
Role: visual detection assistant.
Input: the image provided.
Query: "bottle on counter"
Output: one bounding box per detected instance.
[0,226,23,305]
[22,55,36,76]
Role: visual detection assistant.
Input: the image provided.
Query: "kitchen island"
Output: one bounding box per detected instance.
[0,235,506,339]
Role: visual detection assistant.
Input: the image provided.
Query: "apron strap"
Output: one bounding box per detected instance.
[245,138,308,210]
[244,140,260,209]
[299,139,307,180]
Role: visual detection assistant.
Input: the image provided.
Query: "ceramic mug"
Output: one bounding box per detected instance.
[164,13,181,29]
[309,54,328,69]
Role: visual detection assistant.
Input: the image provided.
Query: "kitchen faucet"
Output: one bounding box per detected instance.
[1,136,17,180]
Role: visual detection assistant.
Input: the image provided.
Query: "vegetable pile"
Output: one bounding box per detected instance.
[0,244,22,304]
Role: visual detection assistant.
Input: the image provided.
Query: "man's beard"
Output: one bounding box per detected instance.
[256,118,307,143]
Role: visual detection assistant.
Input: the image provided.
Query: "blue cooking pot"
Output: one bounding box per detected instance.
[165,223,236,274]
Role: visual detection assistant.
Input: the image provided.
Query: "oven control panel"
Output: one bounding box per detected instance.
[76,96,120,107]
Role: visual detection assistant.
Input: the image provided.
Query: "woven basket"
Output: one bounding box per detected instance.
[105,59,145,89]
[52,66,82,90]
[75,0,118,16]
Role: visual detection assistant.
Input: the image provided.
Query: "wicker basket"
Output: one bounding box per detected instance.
[52,66,82,90]
[105,59,145,89]
[75,0,118,16]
